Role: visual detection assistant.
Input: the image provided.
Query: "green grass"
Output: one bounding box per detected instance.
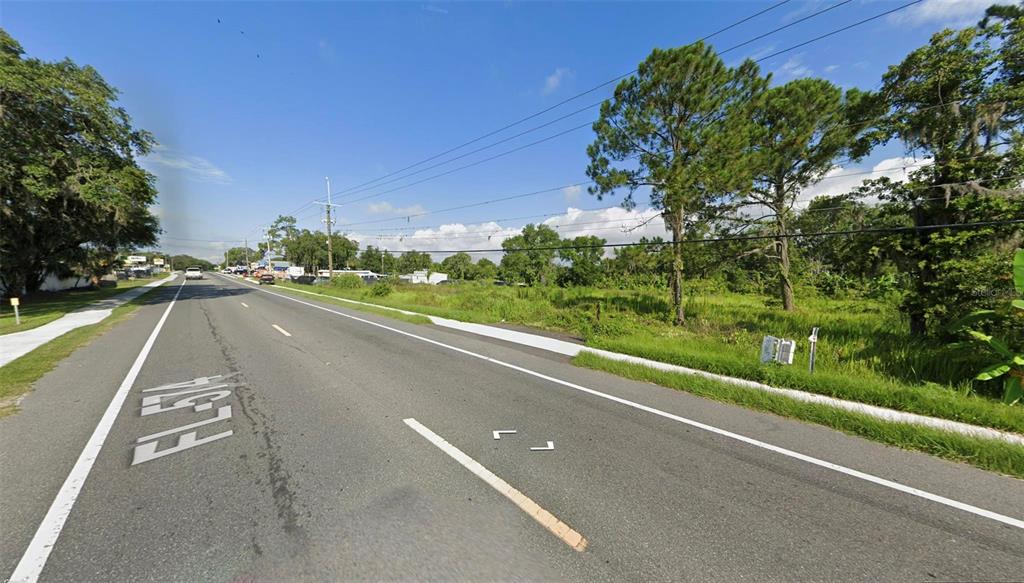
[0,281,168,417]
[574,351,1024,478]
[276,279,1024,434]
[0,278,158,335]
[272,281,432,325]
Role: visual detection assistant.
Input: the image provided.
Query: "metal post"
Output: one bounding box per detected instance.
[808,327,820,373]
[244,238,249,269]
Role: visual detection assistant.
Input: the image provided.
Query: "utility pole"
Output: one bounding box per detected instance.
[314,177,339,277]
[325,177,333,275]
[244,238,249,268]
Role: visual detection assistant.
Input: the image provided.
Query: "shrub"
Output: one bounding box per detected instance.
[370,280,393,297]
[332,274,364,289]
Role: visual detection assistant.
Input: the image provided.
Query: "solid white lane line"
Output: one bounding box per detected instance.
[272,324,292,337]
[404,418,587,551]
[10,278,187,583]
[229,276,1024,532]
[240,302,249,308]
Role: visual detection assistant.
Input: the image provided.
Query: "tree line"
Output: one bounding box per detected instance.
[585,4,1023,336]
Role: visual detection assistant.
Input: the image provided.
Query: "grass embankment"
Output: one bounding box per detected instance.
[574,352,1024,478]
[281,280,1024,435]
[0,280,168,417]
[0,278,157,335]
[271,280,432,325]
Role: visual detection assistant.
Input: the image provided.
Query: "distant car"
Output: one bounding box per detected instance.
[258,273,275,285]
[185,267,204,280]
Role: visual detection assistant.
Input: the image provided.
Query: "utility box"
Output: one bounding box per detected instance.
[760,336,796,365]
[776,339,796,365]
[760,336,778,364]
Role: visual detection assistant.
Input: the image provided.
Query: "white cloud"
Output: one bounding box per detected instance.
[888,0,993,27]
[144,149,232,184]
[796,156,931,207]
[823,64,839,73]
[542,67,573,95]
[746,45,778,61]
[778,55,812,78]
[347,206,667,262]
[562,184,582,202]
[422,4,449,14]
[366,201,427,216]
[782,0,825,23]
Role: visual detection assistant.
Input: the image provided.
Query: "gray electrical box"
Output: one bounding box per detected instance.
[761,335,796,365]
[776,339,796,365]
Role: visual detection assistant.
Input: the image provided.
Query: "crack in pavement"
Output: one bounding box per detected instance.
[199,297,309,548]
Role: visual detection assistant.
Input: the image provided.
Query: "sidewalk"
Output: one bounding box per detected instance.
[234,275,1024,447]
[0,274,176,368]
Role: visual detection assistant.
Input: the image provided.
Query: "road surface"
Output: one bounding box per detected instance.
[1,275,1022,581]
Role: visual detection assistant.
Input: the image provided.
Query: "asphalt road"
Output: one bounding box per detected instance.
[1,274,1022,582]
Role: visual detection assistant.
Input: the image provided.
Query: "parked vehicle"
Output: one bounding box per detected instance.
[185,267,204,280]
[258,273,275,285]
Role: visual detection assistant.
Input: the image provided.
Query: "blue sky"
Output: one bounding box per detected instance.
[2,0,998,261]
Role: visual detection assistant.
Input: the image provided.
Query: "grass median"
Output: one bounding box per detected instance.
[0,281,168,417]
[573,351,1024,478]
[0,278,158,335]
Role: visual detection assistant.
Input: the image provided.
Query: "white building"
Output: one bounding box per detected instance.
[399,270,448,285]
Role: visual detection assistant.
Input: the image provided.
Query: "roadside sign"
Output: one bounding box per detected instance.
[126,255,147,263]
[10,298,19,306]
[10,297,20,325]
[153,258,165,266]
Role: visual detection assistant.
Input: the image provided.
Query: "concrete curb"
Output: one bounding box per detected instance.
[228,275,1024,447]
[0,274,177,368]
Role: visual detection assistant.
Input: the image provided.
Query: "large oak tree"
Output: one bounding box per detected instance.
[1,29,159,294]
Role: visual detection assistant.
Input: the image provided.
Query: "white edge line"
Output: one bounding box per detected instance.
[225,275,1024,531]
[403,418,587,551]
[271,324,292,337]
[210,274,1024,446]
[10,278,187,583]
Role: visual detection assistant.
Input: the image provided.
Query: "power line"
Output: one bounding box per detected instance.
[346,206,622,233]
[361,174,1022,243]
[325,0,920,206]
[374,219,1024,255]
[331,1,855,201]
[716,0,855,56]
[332,101,603,199]
[335,181,594,228]
[755,0,923,63]
[263,0,924,231]
[328,0,795,197]
[337,121,594,207]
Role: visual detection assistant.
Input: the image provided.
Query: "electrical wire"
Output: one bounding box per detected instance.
[372,219,1024,255]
